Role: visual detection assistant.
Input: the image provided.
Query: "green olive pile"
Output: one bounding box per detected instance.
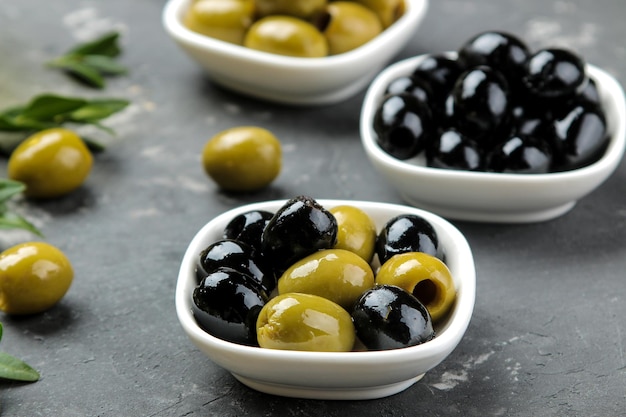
[183,0,405,57]
[191,195,457,352]
[374,30,610,173]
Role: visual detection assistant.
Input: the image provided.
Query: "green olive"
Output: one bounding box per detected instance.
[201,126,282,192]
[351,0,404,28]
[376,252,456,322]
[329,205,377,262]
[318,2,383,55]
[277,249,375,310]
[183,0,255,45]
[255,0,327,19]
[243,16,329,58]
[256,292,355,352]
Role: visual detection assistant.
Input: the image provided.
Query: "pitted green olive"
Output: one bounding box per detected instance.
[255,0,327,19]
[243,16,329,58]
[329,205,377,262]
[183,0,255,45]
[352,0,404,28]
[256,292,355,352]
[277,249,375,310]
[318,2,383,55]
[376,252,456,322]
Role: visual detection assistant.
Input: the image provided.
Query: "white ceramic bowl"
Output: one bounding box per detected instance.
[360,53,626,223]
[162,0,429,105]
[176,199,475,400]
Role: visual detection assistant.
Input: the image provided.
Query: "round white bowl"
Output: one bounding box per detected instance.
[162,0,429,105]
[360,53,626,223]
[176,199,475,400]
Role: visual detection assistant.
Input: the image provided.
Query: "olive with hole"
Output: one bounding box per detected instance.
[256,292,355,352]
[352,284,434,350]
[376,252,455,322]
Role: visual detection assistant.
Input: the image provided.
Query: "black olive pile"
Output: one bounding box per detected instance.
[191,195,453,351]
[373,30,610,173]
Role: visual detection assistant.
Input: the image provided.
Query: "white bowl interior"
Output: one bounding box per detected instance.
[176,199,475,400]
[360,53,626,223]
[163,0,429,105]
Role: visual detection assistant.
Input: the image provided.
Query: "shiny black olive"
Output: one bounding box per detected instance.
[457,31,530,92]
[486,135,553,173]
[192,267,268,346]
[352,285,434,350]
[427,128,483,171]
[199,239,275,293]
[384,75,432,105]
[451,65,511,142]
[373,93,434,160]
[376,214,440,264]
[551,102,608,171]
[523,48,586,100]
[412,54,464,115]
[261,195,337,276]
[223,209,274,250]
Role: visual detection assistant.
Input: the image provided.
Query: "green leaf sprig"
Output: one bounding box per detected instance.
[0,323,40,382]
[0,93,130,154]
[46,32,128,89]
[0,179,42,236]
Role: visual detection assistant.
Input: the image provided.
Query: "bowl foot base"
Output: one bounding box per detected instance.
[232,373,425,400]
[400,194,577,223]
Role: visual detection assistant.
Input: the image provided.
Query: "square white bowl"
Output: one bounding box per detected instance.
[360,53,626,223]
[163,0,429,105]
[176,199,475,400]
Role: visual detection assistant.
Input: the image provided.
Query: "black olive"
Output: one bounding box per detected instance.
[551,102,608,171]
[457,31,530,92]
[412,54,464,116]
[384,75,432,106]
[223,209,274,251]
[192,267,268,346]
[523,48,587,100]
[376,213,441,264]
[352,285,435,350]
[199,239,275,293]
[486,135,553,173]
[373,93,434,160]
[261,195,337,277]
[427,128,483,171]
[451,65,511,142]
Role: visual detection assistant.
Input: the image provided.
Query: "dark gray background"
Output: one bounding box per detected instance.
[1,1,625,416]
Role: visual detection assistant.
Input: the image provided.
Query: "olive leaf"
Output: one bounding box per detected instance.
[46,32,127,89]
[0,93,130,154]
[0,324,41,382]
[0,179,43,236]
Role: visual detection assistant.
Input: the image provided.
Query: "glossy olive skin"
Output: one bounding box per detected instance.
[376,213,440,264]
[524,48,586,100]
[0,242,74,315]
[373,93,434,160]
[256,292,355,352]
[427,128,483,171]
[183,0,254,45]
[255,0,327,19]
[376,252,455,322]
[352,285,434,350]
[384,75,432,106]
[412,54,463,113]
[486,135,553,173]
[8,127,93,199]
[329,205,377,262]
[277,249,375,310]
[244,16,328,58]
[193,267,268,346]
[202,126,281,192]
[319,2,382,55]
[198,239,274,293]
[261,196,338,277]
[352,0,404,28]
[223,209,274,251]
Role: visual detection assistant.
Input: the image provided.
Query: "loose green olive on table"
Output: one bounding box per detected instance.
[182,0,405,58]
[191,196,458,352]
